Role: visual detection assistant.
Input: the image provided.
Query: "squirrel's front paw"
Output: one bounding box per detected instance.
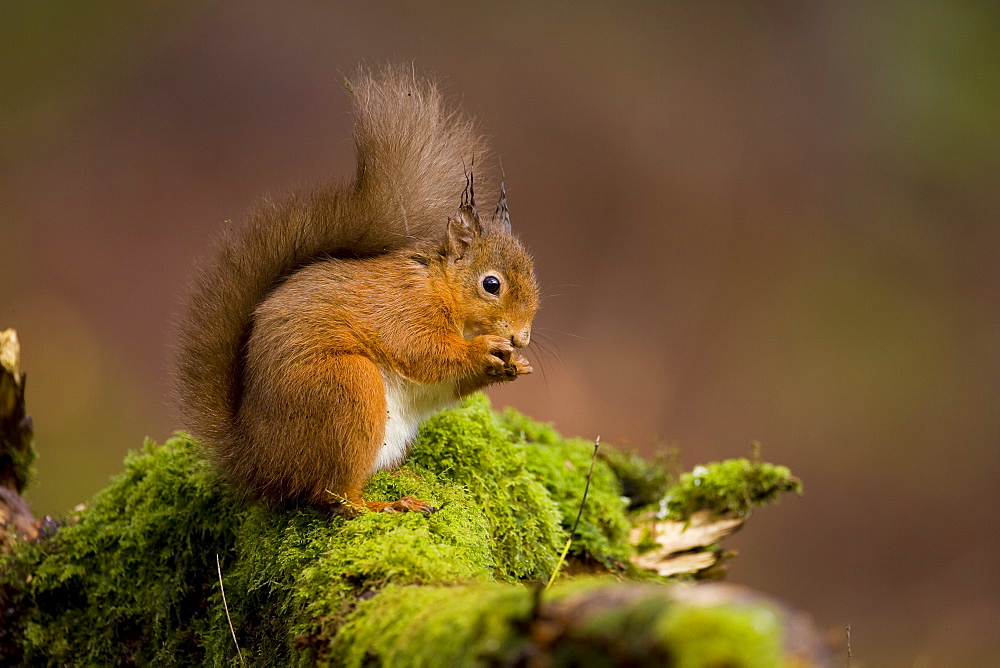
[478,335,532,380]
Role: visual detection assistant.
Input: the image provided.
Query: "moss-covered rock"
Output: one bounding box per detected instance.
[0,394,806,665]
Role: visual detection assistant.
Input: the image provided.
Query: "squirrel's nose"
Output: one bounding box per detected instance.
[511,329,531,348]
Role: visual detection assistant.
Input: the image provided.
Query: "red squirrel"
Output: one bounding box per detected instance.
[174,66,538,513]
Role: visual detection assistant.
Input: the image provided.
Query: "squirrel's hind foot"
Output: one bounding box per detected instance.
[367,495,438,514]
[334,495,438,516]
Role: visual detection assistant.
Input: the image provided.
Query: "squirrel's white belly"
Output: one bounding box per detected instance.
[373,369,456,472]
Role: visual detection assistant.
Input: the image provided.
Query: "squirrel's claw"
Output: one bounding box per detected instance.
[511,355,532,376]
[365,495,438,514]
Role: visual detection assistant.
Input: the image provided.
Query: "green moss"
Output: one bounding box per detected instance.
[664,453,803,522]
[0,395,804,664]
[330,583,531,667]
[499,406,562,445]
[597,446,673,511]
[500,408,673,514]
[520,436,631,568]
[406,394,565,580]
[5,437,240,664]
[496,407,639,567]
[658,600,787,668]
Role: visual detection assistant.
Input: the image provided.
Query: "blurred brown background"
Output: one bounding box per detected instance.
[2,1,998,664]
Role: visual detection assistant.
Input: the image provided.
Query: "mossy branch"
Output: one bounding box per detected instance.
[0,330,38,554]
[0,330,35,496]
[0,392,818,664]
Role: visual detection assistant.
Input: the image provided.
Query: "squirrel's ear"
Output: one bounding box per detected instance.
[448,165,483,261]
[446,205,480,261]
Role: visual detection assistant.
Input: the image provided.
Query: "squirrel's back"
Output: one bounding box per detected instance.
[174,65,491,449]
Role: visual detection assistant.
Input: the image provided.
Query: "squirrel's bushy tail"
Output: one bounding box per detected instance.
[174,65,489,445]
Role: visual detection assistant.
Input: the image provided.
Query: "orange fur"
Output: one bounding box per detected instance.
[174,65,538,512]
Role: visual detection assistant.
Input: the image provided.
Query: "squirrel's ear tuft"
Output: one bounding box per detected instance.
[492,177,511,234]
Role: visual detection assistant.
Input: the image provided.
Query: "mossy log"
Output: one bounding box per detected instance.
[0,385,821,665]
[0,330,39,551]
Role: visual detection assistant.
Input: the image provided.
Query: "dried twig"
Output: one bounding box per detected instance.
[546,436,600,590]
[216,554,245,667]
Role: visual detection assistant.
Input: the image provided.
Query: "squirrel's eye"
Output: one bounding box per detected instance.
[482,275,501,295]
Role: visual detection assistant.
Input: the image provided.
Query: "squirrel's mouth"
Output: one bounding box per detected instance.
[463,322,530,348]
